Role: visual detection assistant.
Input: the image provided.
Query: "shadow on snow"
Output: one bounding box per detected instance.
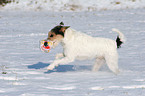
[28,62,91,74]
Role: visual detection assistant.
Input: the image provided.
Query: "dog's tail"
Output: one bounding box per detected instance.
[112,28,125,48]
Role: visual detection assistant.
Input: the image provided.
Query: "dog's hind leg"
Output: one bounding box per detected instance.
[92,57,105,72]
[105,53,120,74]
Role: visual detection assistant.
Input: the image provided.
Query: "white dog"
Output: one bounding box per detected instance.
[47,22,125,74]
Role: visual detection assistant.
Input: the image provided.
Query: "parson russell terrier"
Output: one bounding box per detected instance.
[46,22,125,74]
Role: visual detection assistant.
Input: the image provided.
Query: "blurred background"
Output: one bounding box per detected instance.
[0,0,145,11]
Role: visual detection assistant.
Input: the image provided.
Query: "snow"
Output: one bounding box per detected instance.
[0,6,145,96]
[1,0,145,11]
[46,86,76,90]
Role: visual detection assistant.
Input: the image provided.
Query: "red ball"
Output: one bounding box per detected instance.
[43,45,50,49]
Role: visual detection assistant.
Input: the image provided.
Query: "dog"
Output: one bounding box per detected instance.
[46,22,125,74]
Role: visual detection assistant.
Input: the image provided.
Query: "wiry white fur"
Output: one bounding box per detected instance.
[47,28,125,74]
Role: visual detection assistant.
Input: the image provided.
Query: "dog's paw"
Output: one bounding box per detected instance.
[47,64,55,70]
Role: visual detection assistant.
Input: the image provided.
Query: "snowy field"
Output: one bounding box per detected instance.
[0,9,145,96]
[1,0,145,11]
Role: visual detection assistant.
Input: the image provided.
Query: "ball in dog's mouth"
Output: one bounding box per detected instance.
[44,41,48,47]
[40,40,53,53]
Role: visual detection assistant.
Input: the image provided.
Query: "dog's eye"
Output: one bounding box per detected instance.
[50,34,54,37]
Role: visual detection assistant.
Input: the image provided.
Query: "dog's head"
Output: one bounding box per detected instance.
[47,22,70,48]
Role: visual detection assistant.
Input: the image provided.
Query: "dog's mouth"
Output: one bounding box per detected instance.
[51,40,60,48]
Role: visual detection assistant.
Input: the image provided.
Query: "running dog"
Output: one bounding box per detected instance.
[46,22,125,74]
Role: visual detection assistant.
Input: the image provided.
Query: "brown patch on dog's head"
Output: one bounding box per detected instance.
[47,22,70,47]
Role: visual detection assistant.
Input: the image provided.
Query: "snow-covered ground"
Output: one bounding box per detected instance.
[1,0,145,11]
[0,9,145,96]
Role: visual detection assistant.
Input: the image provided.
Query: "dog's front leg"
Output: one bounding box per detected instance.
[47,57,75,70]
[55,53,64,59]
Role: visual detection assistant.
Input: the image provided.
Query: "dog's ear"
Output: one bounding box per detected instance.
[60,22,64,26]
[60,26,70,33]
